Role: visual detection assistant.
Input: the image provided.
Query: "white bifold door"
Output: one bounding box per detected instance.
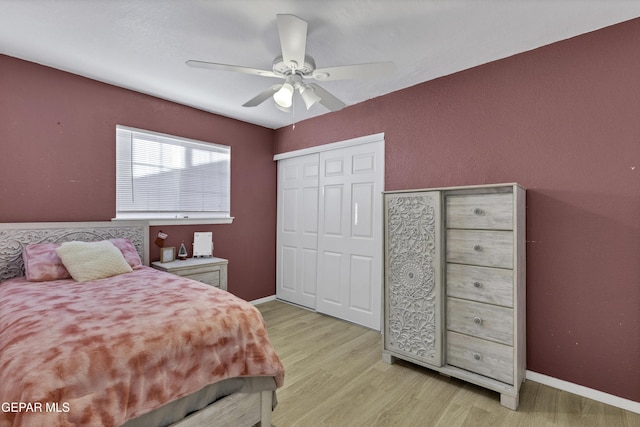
[276,136,384,330]
[276,153,320,309]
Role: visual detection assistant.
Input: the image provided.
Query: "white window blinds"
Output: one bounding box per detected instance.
[116,125,230,220]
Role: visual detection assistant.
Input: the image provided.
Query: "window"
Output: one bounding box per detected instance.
[115,125,230,222]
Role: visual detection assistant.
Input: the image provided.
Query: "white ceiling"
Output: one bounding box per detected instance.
[2,1,640,129]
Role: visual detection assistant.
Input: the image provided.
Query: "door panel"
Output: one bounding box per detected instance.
[353,152,376,174]
[325,157,345,176]
[282,189,297,232]
[276,154,319,308]
[350,254,374,312]
[323,185,344,236]
[302,249,318,297]
[280,246,297,292]
[316,140,384,329]
[321,251,342,304]
[302,188,318,233]
[352,183,374,238]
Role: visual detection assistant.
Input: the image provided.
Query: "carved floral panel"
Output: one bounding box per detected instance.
[385,192,440,363]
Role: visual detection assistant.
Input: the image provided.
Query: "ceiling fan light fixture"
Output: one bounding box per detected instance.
[299,85,321,110]
[274,101,291,113]
[273,82,294,108]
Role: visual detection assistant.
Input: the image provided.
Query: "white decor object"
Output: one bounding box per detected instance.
[178,243,188,260]
[193,232,214,257]
[382,183,526,410]
[160,247,175,263]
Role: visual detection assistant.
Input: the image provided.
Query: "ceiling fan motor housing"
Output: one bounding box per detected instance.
[272,54,316,76]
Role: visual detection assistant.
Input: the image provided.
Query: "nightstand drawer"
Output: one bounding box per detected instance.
[447,263,513,307]
[446,193,513,230]
[446,229,513,269]
[151,257,228,291]
[447,331,513,385]
[447,298,513,345]
[175,264,221,276]
[187,271,221,287]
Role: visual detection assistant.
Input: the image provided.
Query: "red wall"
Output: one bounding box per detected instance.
[0,54,277,302]
[275,20,640,402]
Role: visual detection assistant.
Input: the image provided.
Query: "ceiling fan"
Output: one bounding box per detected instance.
[186,14,395,112]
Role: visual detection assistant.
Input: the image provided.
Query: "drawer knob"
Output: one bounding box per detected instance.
[473,316,483,325]
[473,208,484,215]
[473,244,482,251]
[473,353,482,361]
[473,281,482,288]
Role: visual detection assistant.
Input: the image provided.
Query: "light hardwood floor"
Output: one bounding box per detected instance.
[256,300,640,427]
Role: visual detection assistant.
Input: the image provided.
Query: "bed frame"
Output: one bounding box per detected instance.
[0,221,274,427]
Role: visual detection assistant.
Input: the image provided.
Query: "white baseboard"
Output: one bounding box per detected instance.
[250,295,277,306]
[526,371,640,414]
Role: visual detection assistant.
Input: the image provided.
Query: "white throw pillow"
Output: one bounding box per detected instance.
[56,240,133,282]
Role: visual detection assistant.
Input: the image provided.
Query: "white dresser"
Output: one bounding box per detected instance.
[382,183,525,410]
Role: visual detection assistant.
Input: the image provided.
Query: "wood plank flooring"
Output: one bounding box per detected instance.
[256,300,640,427]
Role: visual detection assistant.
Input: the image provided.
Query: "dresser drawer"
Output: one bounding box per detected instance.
[447,263,513,307]
[446,229,513,269]
[185,270,221,287]
[446,193,513,230]
[447,298,513,345]
[447,331,514,384]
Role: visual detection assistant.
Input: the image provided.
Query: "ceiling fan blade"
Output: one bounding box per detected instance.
[277,14,307,70]
[307,83,346,112]
[312,61,395,81]
[186,60,280,78]
[242,84,282,107]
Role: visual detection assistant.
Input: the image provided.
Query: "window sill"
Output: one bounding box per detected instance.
[112,217,234,226]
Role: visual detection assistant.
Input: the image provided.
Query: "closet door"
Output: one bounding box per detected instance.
[316,141,384,330]
[276,154,319,309]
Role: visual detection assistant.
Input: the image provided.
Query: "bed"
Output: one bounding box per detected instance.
[0,222,284,427]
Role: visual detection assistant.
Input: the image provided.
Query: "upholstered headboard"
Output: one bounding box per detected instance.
[0,221,149,281]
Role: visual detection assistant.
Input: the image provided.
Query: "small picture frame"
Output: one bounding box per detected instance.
[160,247,176,263]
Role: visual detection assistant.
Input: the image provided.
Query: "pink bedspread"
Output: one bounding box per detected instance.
[0,267,284,427]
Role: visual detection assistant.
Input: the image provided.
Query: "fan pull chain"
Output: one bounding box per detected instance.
[292,97,296,130]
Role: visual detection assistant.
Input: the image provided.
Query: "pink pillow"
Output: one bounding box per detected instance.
[23,239,143,282]
[109,238,143,269]
[23,243,71,282]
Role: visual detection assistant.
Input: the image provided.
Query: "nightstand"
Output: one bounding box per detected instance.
[151,257,228,291]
